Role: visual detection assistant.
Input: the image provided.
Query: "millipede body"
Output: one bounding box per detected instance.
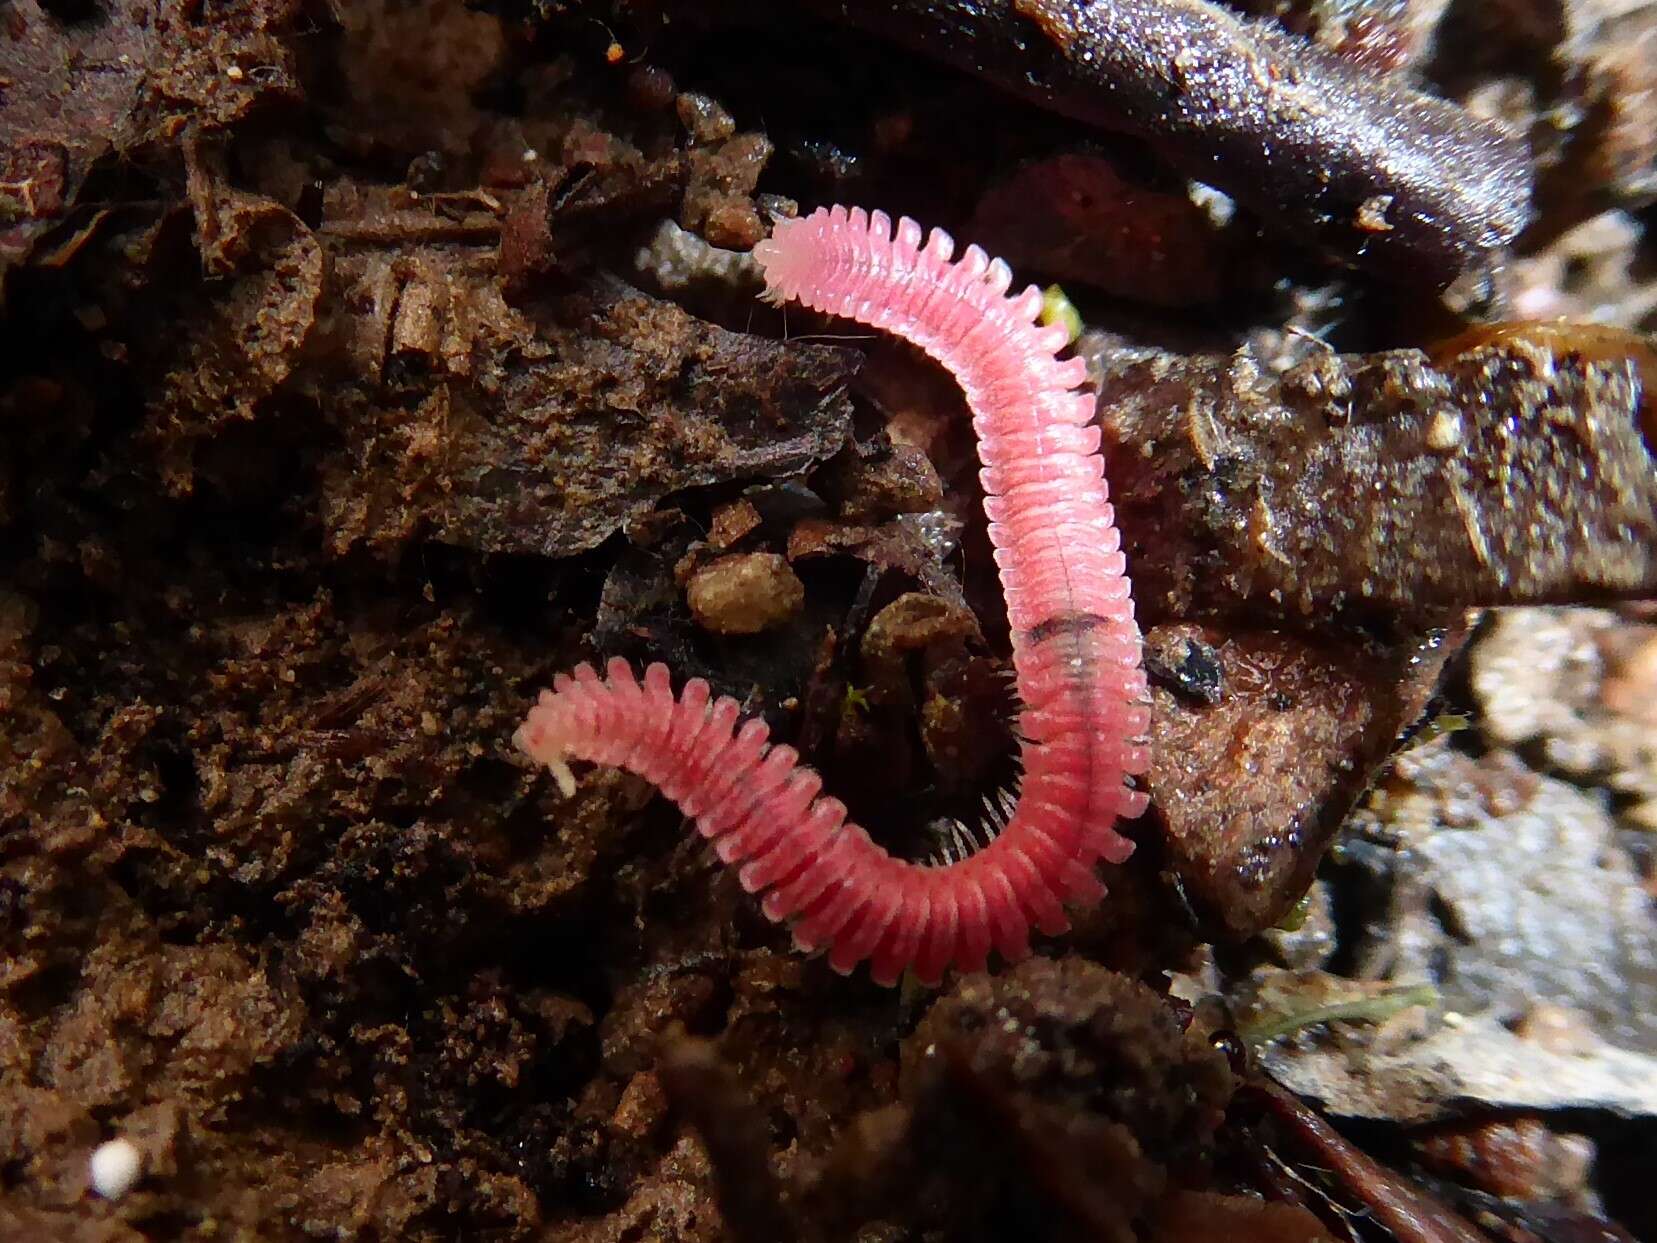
[516,205,1150,985]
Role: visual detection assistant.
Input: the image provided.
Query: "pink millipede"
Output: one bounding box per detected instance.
[515,204,1150,986]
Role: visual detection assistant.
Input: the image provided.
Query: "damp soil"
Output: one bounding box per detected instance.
[2,0,1655,1239]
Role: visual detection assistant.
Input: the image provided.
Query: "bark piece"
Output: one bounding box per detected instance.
[1094,335,1657,626]
[320,269,857,559]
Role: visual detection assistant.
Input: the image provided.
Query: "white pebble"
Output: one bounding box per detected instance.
[89,1137,143,1200]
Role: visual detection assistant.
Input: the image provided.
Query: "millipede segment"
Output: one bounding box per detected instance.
[517,205,1150,985]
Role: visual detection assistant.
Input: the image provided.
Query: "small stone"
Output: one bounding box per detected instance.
[686,553,804,635]
[675,91,736,144]
[1425,409,1464,451]
[1355,193,1396,232]
[703,200,764,250]
[611,1070,669,1140]
[1416,1116,1596,1200]
[1600,632,1657,724]
[1511,1003,1599,1056]
[89,1137,143,1200]
[707,499,762,549]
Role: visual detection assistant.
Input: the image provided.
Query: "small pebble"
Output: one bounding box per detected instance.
[89,1137,143,1200]
[1425,409,1464,451]
[707,499,762,549]
[675,91,736,144]
[686,553,804,635]
[1355,193,1396,232]
[1511,1002,1599,1055]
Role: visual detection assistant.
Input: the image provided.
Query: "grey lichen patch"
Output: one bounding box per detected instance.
[634,218,761,295]
[1261,739,1657,1120]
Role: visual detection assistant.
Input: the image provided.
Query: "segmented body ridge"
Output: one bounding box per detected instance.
[517,205,1149,986]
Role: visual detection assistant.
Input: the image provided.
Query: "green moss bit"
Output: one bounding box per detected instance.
[1275,890,1314,932]
[840,684,871,725]
[1040,284,1083,345]
[1241,983,1441,1045]
[1413,711,1471,746]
